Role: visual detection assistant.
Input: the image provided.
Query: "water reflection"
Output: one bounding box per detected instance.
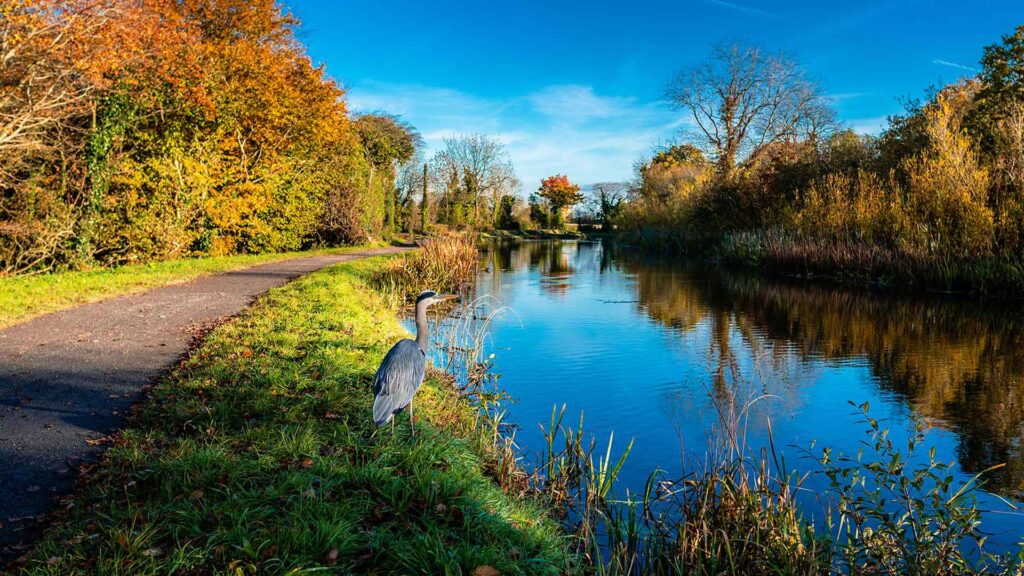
[478,239,1024,501]
[619,250,1024,498]
[448,239,1024,550]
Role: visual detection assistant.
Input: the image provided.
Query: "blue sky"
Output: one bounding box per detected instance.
[287,0,1023,192]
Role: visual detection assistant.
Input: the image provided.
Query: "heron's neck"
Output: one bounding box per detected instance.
[415,302,429,351]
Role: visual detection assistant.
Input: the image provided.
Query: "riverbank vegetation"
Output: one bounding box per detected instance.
[372,233,481,305]
[616,26,1024,296]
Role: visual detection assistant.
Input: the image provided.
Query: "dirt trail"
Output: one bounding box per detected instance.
[0,247,407,559]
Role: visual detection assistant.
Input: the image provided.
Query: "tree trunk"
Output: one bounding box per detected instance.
[420,163,428,232]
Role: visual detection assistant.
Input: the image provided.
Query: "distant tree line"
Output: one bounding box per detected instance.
[616,26,1024,294]
[0,0,420,274]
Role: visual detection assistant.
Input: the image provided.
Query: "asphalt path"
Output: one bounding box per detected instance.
[0,247,407,560]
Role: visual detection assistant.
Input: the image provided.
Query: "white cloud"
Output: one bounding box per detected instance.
[847,116,888,135]
[526,85,635,121]
[827,92,868,102]
[345,82,683,192]
[703,0,781,19]
[932,59,977,73]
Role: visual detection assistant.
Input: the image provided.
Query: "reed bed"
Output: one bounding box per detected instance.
[714,229,1024,296]
[372,233,481,304]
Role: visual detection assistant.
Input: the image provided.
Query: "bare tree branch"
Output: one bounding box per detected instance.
[664,43,836,177]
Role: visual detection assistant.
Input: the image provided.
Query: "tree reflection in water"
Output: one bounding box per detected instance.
[480,239,1024,500]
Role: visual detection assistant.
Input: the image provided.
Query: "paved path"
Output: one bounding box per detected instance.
[0,247,407,559]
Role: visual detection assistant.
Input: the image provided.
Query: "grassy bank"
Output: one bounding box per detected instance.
[9,255,567,574]
[0,244,388,329]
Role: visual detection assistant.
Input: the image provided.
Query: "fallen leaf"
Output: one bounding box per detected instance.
[474,566,500,576]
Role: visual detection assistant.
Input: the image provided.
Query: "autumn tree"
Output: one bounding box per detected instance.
[634,145,712,203]
[434,134,517,228]
[0,0,133,272]
[0,0,413,273]
[904,82,993,259]
[665,44,833,178]
[537,175,583,228]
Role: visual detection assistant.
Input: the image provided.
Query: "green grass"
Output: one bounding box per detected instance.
[0,244,387,329]
[12,256,567,575]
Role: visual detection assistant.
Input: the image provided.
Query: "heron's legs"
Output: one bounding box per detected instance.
[391,417,395,436]
[409,399,415,438]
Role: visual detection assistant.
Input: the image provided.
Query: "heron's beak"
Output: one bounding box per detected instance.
[437,294,460,303]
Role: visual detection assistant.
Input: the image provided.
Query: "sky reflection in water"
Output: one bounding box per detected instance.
[409,239,1024,551]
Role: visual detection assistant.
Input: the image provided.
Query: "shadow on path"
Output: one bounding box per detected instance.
[0,248,407,560]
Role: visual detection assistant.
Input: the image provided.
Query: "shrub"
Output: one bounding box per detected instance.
[903,83,994,261]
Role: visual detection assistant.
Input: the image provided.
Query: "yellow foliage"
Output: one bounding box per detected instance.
[903,82,994,260]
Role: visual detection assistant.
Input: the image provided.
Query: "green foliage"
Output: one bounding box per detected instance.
[818,401,1012,575]
[496,194,520,230]
[529,194,552,229]
[972,25,1024,154]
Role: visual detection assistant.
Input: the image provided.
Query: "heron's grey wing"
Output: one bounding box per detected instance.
[372,339,426,426]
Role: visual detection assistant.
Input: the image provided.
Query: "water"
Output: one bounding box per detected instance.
[413,239,1024,551]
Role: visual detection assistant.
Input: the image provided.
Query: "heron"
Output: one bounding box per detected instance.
[372,290,459,436]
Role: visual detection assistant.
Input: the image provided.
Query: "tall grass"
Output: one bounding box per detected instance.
[714,229,1024,296]
[372,232,481,304]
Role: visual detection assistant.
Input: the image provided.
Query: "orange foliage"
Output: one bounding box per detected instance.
[0,0,383,272]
